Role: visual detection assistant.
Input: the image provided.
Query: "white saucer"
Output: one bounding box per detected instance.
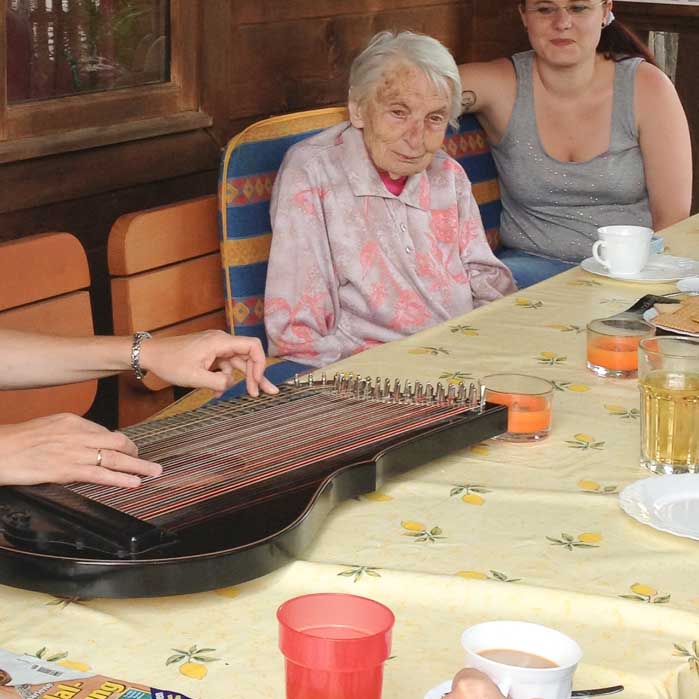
[581,255,699,283]
[677,277,699,293]
[619,474,699,540]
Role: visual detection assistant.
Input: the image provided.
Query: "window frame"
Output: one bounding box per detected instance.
[0,0,207,162]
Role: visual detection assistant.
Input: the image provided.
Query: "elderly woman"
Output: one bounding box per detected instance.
[264,31,515,368]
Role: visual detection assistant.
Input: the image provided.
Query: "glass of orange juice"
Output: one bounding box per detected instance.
[586,318,654,379]
[482,374,553,442]
[639,337,699,474]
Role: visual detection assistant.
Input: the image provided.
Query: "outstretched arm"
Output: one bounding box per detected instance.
[636,62,692,231]
[0,329,277,398]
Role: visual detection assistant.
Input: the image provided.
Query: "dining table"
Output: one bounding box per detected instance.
[1,214,698,699]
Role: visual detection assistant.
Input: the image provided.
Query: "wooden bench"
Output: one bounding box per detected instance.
[0,232,97,423]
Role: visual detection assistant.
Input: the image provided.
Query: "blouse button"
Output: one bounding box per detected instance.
[400,224,407,232]
[405,246,413,254]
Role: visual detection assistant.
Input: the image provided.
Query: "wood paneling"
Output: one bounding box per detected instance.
[201,1,527,147]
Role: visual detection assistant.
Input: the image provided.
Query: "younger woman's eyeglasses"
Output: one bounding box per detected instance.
[526,1,608,20]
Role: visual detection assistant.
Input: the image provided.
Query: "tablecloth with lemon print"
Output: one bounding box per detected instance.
[1,216,698,699]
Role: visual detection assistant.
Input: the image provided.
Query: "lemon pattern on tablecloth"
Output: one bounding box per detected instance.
[456,570,521,583]
[338,566,382,582]
[439,370,473,385]
[620,583,671,604]
[551,380,591,392]
[673,642,699,676]
[214,586,240,599]
[468,442,491,456]
[605,404,640,420]
[566,433,605,450]
[30,648,91,672]
[166,645,219,680]
[546,532,602,550]
[578,479,618,495]
[407,346,449,356]
[450,484,490,506]
[449,324,479,336]
[400,521,445,543]
[567,279,603,287]
[546,323,585,334]
[363,491,393,502]
[536,351,567,366]
[515,298,544,309]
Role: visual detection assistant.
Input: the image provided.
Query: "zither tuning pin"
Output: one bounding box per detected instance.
[415,382,424,402]
[457,382,466,404]
[436,383,445,403]
[447,384,457,403]
[425,384,435,402]
[392,379,402,402]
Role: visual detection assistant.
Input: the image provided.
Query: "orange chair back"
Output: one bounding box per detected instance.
[0,232,96,423]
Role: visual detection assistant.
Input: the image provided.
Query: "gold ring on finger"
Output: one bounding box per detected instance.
[96,449,103,467]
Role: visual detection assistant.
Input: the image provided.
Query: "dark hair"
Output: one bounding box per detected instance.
[518,1,657,66]
[598,20,657,66]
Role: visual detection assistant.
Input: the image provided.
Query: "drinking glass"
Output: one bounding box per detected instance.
[277,593,394,699]
[639,337,699,474]
[587,318,654,378]
[482,374,553,442]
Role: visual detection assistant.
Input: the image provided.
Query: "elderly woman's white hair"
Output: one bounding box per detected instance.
[349,30,463,128]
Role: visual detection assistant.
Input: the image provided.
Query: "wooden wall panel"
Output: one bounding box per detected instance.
[202,1,527,147]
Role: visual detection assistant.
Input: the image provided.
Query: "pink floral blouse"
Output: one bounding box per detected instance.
[264,122,516,368]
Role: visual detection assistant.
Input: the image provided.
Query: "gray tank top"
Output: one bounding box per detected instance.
[490,51,651,263]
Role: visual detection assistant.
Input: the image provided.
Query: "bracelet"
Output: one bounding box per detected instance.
[131,331,152,381]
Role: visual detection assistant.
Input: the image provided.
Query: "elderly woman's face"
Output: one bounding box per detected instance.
[349,61,450,179]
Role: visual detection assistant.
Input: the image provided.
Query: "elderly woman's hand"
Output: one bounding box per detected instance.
[0,413,162,488]
[444,669,506,699]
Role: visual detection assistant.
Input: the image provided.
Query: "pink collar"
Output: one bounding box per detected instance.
[378,170,408,196]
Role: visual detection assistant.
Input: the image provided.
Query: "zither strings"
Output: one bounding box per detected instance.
[69,383,474,521]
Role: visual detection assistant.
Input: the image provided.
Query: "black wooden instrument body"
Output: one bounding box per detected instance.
[0,384,506,598]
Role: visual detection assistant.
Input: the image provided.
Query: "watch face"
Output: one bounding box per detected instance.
[0,669,11,685]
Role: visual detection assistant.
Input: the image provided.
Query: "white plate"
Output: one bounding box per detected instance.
[677,277,699,293]
[619,474,699,540]
[581,255,699,283]
[425,680,452,699]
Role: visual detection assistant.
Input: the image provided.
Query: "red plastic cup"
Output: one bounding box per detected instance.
[277,593,395,699]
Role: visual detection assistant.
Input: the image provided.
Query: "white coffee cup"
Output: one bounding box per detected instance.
[592,225,653,277]
[461,620,582,699]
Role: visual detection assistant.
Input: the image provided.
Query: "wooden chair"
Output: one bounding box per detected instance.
[0,232,97,424]
[108,195,226,427]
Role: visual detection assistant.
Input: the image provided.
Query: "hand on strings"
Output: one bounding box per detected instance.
[445,669,505,699]
[0,414,162,488]
[138,330,279,398]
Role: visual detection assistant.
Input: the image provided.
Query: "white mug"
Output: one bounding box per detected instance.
[592,225,653,277]
[461,621,582,699]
